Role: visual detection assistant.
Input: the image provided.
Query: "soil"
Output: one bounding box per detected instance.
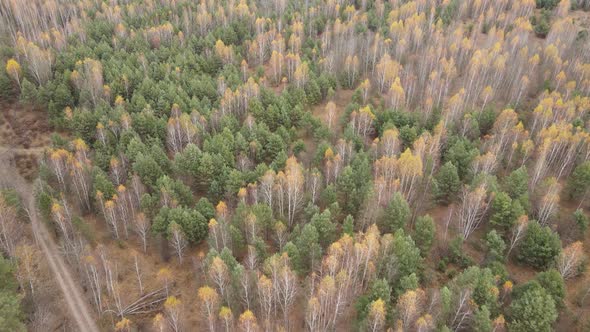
[0,102,52,179]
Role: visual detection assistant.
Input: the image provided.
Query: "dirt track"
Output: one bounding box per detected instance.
[0,149,100,332]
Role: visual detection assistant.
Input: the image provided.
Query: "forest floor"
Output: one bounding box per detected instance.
[0,102,51,179]
[0,103,100,331]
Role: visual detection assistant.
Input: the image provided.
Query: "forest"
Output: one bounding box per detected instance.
[1,0,590,331]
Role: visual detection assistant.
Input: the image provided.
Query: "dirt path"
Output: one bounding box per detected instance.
[0,150,101,332]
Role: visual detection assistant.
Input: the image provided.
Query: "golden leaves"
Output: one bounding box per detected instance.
[5,58,21,79]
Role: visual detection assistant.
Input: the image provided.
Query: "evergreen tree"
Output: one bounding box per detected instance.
[473,305,493,332]
[443,138,479,180]
[153,207,208,243]
[535,269,566,308]
[133,153,164,188]
[19,78,38,103]
[380,192,410,233]
[574,209,589,235]
[383,230,422,289]
[355,279,392,326]
[433,161,461,204]
[0,257,25,331]
[509,286,557,332]
[504,166,529,200]
[310,209,336,248]
[518,222,561,269]
[567,161,590,200]
[295,224,322,273]
[485,230,506,262]
[490,192,516,230]
[93,167,116,199]
[343,215,354,235]
[397,273,419,296]
[414,215,435,255]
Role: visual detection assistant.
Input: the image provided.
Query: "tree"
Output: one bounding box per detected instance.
[14,244,39,296]
[282,157,305,226]
[168,222,188,263]
[164,296,183,332]
[257,274,274,330]
[397,288,426,329]
[134,213,150,252]
[556,241,584,280]
[0,256,24,332]
[456,267,499,313]
[507,215,529,257]
[238,310,258,332]
[133,153,164,188]
[383,230,423,289]
[518,222,561,270]
[433,162,461,204]
[153,207,208,244]
[397,148,423,203]
[72,58,105,106]
[535,178,560,226]
[208,257,230,301]
[115,318,132,332]
[509,286,557,332]
[355,279,392,325]
[458,183,490,240]
[310,209,336,248]
[380,192,410,233]
[504,166,529,200]
[414,215,435,255]
[473,305,493,332]
[326,101,336,129]
[152,313,166,332]
[5,59,21,88]
[275,256,298,327]
[485,230,506,262]
[15,38,52,84]
[490,192,519,231]
[567,161,590,202]
[219,306,233,332]
[0,291,25,332]
[573,209,588,235]
[0,195,22,257]
[444,139,478,180]
[343,215,354,235]
[367,299,386,332]
[198,286,220,332]
[535,269,566,308]
[536,0,559,9]
[157,267,173,296]
[295,224,322,272]
[18,78,37,103]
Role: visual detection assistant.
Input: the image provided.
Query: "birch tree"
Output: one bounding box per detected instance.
[557,241,584,280]
[168,222,187,263]
[458,183,490,240]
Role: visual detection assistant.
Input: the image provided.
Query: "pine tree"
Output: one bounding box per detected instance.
[414,215,435,255]
[433,162,461,204]
[518,222,561,269]
[473,305,493,332]
[490,192,519,231]
[485,230,506,262]
[509,286,557,332]
[380,192,410,233]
